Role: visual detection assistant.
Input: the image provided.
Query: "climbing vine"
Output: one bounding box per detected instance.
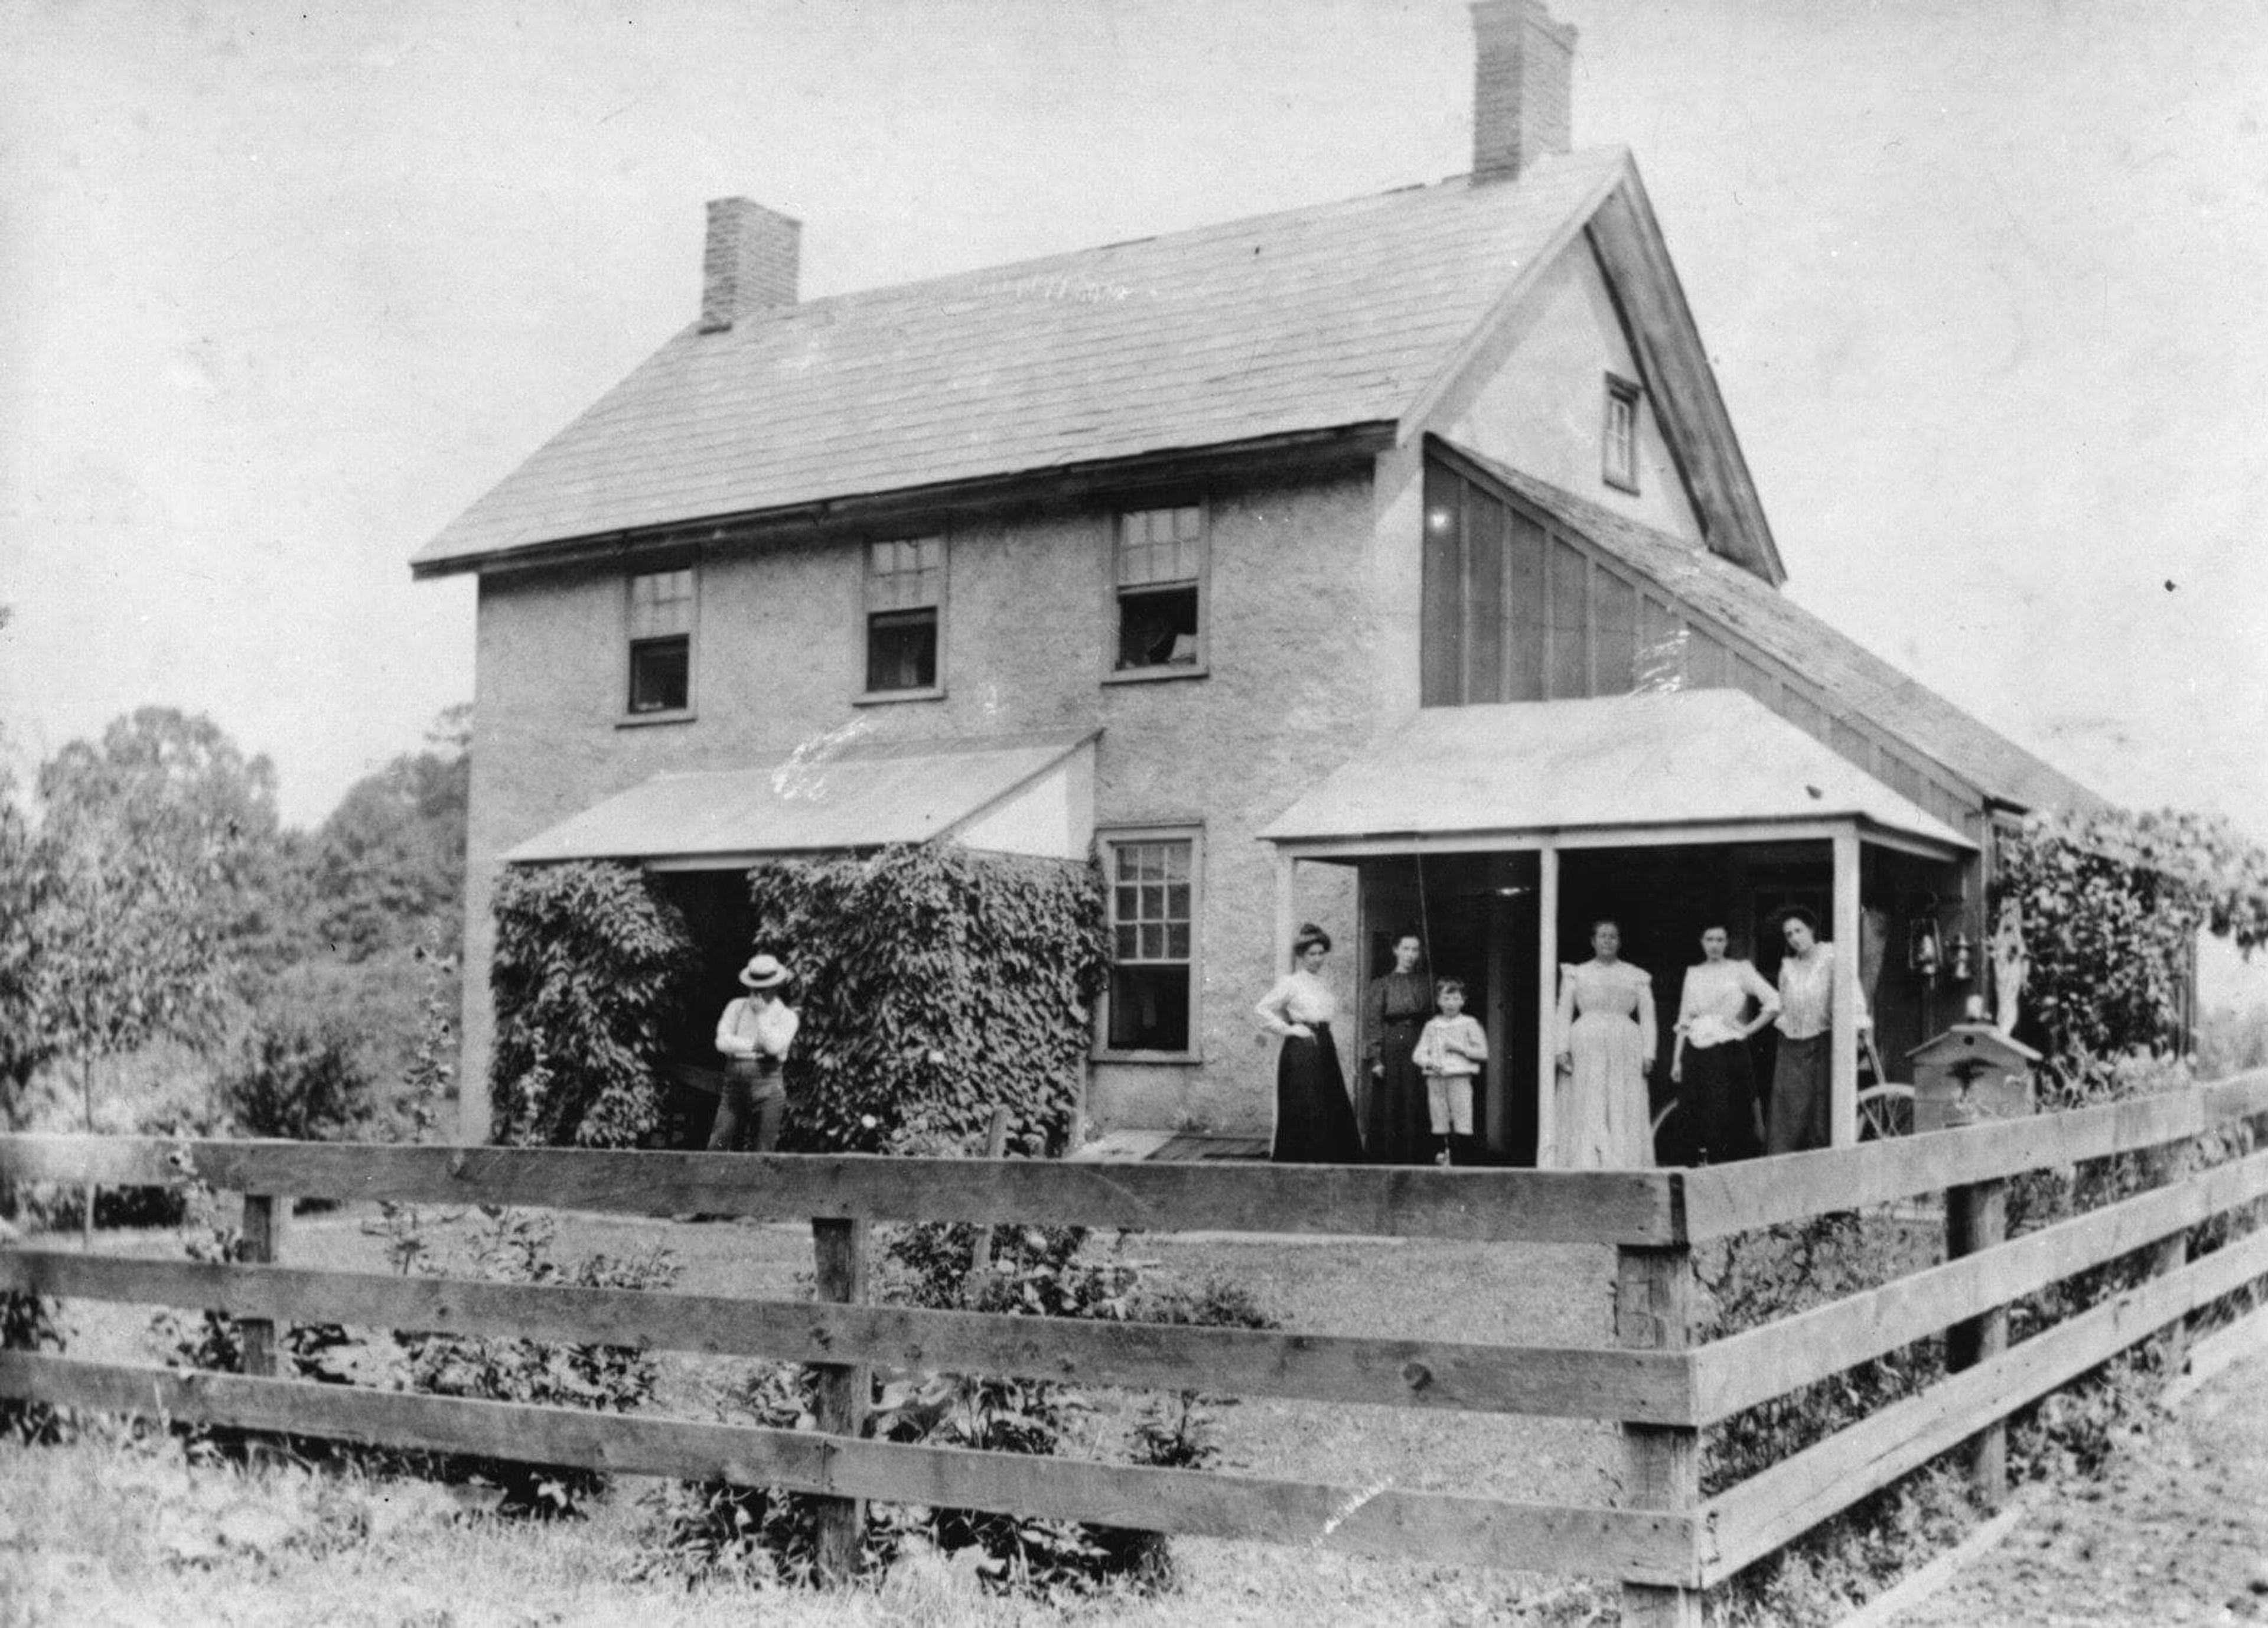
[745,844,1107,1154]
[488,861,696,1147]
[1995,806,2268,1063]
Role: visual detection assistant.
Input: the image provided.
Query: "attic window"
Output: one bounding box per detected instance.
[1603,375,1642,494]
[1112,504,1206,678]
[626,566,695,715]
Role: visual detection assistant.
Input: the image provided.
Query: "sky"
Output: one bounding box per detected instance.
[2,0,2264,983]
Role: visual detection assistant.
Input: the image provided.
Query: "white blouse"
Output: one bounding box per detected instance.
[1775,946,1872,1041]
[1254,970,1337,1035]
[1675,959,1780,1049]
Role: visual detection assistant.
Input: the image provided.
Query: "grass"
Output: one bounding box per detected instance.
[7,1206,1625,1626]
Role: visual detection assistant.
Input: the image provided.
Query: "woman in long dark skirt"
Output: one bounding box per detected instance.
[1255,923,1365,1164]
[1669,925,1778,1163]
[1362,929,1433,1164]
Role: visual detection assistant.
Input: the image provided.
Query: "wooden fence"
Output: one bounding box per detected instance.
[4,1069,2268,1624]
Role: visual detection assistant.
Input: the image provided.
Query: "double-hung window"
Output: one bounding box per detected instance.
[864,536,943,695]
[1112,504,1205,675]
[1102,831,1198,1055]
[626,566,694,715]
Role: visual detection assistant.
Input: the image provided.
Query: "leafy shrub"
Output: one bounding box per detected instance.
[488,861,696,1147]
[219,1019,383,1142]
[1,1287,68,1444]
[1995,806,2268,1062]
[646,1219,1273,1597]
[744,844,1107,1154]
[390,1206,679,1516]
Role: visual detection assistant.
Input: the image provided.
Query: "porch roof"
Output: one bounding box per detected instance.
[1257,692,1975,855]
[503,729,1096,868]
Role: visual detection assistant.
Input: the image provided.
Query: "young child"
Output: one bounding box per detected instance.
[1411,978,1488,1167]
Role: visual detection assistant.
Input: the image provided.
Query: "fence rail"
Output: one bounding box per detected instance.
[4,1067,2267,1625]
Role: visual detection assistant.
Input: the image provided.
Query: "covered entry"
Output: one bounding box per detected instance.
[1259,692,1975,1166]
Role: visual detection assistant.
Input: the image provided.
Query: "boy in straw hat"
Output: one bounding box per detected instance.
[709,953,799,1153]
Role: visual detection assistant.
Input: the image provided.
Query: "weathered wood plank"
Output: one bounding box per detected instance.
[1700,1222,2268,1584]
[1944,1177,2008,1505]
[237,1194,279,1380]
[0,1250,1702,1424]
[0,1353,1703,1584]
[1692,1146,2268,1422]
[810,1216,868,1583]
[1682,1072,2268,1240]
[1617,1245,1703,1628]
[0,1135,1684,1245]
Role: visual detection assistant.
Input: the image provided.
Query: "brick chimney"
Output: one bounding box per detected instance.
[699,197,801,333]
[1470,0,1576,184]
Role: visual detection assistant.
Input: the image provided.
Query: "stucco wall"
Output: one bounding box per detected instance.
[458,470,1380,1142]
[1432,243,1703,543]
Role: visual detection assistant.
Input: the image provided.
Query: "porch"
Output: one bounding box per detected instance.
[1260,691,1979,1166]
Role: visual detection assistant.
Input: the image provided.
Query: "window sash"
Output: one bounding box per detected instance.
[1108,839,1194,965]
[1115,506,1203,587]
[867,537,944,611]
[630,568,694,639]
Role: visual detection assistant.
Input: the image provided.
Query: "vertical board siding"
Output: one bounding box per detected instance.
[1469,481,1508,704]
[1549,540,1590,699]
[1507,507,1549,701]
[1595,568,1640,696]
[1421,459,1464,706]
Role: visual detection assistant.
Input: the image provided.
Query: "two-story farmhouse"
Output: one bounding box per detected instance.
[415,2,2100,1161]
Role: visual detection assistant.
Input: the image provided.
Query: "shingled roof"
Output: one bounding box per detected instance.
[412,149,1636,575]
[1447,443,2105,816]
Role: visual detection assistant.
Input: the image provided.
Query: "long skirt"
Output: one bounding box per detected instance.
[1681,1040,1760,1164]
[1366,1018,1428,1165]
[1559,1012,1652,1169]
[1767,1031,1832,1154]
[1271,1023,1365,1165]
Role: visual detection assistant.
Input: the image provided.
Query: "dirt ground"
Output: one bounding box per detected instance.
[1897,1343,2268,1627]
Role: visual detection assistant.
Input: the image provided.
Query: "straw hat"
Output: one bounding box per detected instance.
[738,953,791,991]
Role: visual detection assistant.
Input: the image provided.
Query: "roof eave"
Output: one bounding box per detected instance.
[410,421,1399,581]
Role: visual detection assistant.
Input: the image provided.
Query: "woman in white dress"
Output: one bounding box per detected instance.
[1254,923,1365,1164]
[1554,919,1658,1168]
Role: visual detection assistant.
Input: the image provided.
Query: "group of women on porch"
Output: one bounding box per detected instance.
[1256,913,1865,1169]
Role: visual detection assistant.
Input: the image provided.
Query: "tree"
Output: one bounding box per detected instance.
[305,731,468,960]
[28,709,275,1236]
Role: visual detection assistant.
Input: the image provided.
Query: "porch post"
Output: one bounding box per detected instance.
[1832,828,1861,1148]
[1273,849,1296,982]
[1536,842,1560,1168]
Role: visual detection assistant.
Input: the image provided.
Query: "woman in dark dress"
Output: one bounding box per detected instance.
[1254,923,1364,1164]
[1362,930,1432,1164]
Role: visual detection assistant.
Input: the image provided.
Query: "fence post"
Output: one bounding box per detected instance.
[1617,1242,1700,1627]
[811,1216,870,1584]
[238,1193,279,1379]
[1944,1177,2008,1506]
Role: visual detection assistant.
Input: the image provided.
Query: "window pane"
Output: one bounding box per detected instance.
[1140,923,1164,959]
[1108,964,1190,1051]
[1116,925,1139,959]
[1164,845,1188,881]
[1116,584,1199,669]
[865,608,937,692]
[628,635,689,712]
[1141,884,1164,920]
[1165,883,1190,920]
[1166,923,1190,959]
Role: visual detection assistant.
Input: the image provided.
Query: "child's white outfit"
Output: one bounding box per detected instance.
[1412,1012,1488,1134]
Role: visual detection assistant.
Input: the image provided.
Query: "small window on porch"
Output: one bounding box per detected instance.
[1603,375,1641,494]
[1102,833,1198,1055]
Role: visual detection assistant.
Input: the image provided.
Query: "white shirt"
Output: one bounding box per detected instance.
[1676,959,1780,1049]
[1254,970,1337,1035]
[1775,947,1871,1041]
[716,995,800,1061]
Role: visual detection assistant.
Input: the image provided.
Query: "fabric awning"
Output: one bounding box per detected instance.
[504,729,1096,868]
[1258,691,1973,854]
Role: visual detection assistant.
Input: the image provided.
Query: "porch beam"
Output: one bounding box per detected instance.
[1536,843,1560,1169]
[1832,827,1861,1148]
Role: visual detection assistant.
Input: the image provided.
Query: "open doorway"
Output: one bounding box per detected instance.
[648,868,759,1147]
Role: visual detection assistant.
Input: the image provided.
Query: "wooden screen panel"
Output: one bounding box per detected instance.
[1549,540,1591,699]
[1505,506,1547,701]
[1637,598,1683,692]
[1467,483,1507,703]
[1594,568,1639,695]
[1420,460,1464,706]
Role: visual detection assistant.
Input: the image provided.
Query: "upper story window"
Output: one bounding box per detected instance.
[626,566,694,715]
[1602,375,1642,494]
[1112,504,1205,676]
[864,536,944,696]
